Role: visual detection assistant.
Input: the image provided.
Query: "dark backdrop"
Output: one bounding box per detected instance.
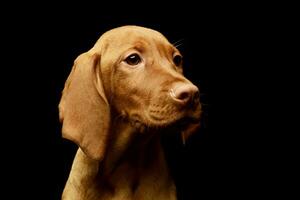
[1,3,277,200]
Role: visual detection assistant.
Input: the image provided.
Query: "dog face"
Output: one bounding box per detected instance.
[59,26,202,159]
[98,26,201,131]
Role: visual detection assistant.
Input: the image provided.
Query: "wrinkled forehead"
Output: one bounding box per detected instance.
[93,26,176,56]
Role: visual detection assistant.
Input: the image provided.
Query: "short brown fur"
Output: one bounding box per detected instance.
[59,26,201,200]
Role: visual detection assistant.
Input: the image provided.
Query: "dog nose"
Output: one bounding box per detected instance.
[170,84,199,105]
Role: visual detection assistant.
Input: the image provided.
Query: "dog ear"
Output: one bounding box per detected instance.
[59,52,110,160]
[181,122,200,145]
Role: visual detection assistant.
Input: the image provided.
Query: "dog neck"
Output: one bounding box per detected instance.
[62,118,176,200]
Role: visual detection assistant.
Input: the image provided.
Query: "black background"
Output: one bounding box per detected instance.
[1,2,284,200]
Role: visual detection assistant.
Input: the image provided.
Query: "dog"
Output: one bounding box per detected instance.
[59,25,201,200]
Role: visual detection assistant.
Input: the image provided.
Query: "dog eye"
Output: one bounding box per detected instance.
[173,54,183,66]
[125,53,141,65]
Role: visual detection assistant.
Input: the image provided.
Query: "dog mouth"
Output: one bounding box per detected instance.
[130,114,201,133]
[129,102,202,133]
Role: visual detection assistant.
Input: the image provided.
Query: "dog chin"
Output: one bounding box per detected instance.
[130,120,147,133]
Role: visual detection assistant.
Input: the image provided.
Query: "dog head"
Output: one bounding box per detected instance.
[59,26,201,160]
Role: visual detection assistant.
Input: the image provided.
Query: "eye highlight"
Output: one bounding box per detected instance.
[173,54,183,66]
[124,53,141,65]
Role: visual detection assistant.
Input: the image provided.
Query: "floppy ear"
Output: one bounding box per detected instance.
[181,122,200,145]
[59,52,110,160]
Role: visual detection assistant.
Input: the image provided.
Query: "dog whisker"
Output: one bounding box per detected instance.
[173,38,185,46]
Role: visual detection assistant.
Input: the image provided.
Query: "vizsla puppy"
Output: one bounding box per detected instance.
[59,25,201,200]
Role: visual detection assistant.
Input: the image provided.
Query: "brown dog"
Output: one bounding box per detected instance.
[59,25,201,200]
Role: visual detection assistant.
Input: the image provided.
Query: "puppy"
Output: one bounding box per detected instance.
[59,25,201,200]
